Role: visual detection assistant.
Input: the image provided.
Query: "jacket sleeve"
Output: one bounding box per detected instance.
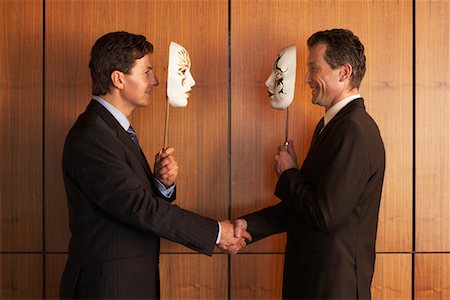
[64,125,218,255]
[274,120,371,233]
[240,201,288,243]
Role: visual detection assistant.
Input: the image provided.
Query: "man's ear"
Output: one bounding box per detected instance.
[339,63,353,82]
[111,70,125,89]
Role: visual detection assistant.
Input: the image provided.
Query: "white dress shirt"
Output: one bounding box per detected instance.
[322,94,361,131]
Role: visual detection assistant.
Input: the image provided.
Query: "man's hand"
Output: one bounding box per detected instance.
[274,139,299,177]
[233,218,252,240]
[154,146,178,187]
[217,220,252,255]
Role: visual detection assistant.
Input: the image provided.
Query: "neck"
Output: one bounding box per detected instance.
[325,88,359,112]
[101,93,134,117]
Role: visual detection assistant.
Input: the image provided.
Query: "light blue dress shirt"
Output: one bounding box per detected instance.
[93,96,175,198]
[93,96,221,244]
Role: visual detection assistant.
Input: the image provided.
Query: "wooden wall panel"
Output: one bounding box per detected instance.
[360,0,413,253]
[231,0,412,253]
[45,0,228,253]
[45,0,93,252]
[3,0,446,299]
[148,0,229,253]
[0,0,42,251]
[231,0,310,253]
[230,254,412,299]
[415,254,450,299]
[159,254,228,299]
[45,254,67,300]
[416,0,450,252]
[0,254,42,299]
[231,254,283,299]
[371,254,412,299]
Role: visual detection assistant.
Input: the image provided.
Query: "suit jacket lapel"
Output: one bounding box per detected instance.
[86,100,154,179]
[314,98,365,148]
[310,117,325,147]
[302,98,365,170]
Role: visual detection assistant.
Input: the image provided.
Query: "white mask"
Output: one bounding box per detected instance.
[265,45,296,109]
[167,41,196,107]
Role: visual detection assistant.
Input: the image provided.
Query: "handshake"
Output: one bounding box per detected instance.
[217,219,251,255]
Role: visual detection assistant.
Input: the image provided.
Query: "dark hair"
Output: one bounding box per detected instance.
[89,31,153,95]
[307,29,366,89]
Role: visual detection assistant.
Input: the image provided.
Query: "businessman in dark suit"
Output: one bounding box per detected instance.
[234,29,385,299]
[59,31,249,299]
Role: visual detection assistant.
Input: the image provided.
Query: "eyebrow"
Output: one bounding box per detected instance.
[273,54,282,68]
[142,65,153,72]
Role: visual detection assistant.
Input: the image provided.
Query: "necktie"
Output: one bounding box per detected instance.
[127,125,140,146]
[311,118,325,146]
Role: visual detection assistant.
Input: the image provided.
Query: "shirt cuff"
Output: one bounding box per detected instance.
[215,221,222,244]
[155,178,175,198]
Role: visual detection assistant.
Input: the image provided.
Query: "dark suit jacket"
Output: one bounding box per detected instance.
[243,98,385,299]
[60,100,219,299]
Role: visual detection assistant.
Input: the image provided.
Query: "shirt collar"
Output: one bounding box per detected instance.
[323,94,361,127]
[93,96,130,131]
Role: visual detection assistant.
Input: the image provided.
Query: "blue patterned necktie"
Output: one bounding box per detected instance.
[127,125,140,146]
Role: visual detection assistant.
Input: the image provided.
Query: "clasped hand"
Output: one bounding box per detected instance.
[153,144,297,255]
[217,219,251,255]
[218,141,300,255]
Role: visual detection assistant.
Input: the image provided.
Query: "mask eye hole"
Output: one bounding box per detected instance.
[178,68,187,86]
[274,60,287,95]
[275,70,283,81]
[269,50,290,97]
[177,49,191,87]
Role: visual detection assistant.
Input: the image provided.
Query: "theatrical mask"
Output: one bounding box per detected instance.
[167,41,196,107]
[265,45,296,109]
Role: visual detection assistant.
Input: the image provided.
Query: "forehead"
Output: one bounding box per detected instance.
[177,50,190,65]
[169,44,189,60]
[276,49,295,66]
[132,53,153,69]
[307,43,327,65]
[168,48,191,71]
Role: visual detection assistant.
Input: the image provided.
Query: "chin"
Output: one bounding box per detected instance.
[170,98,188,108]
[312,98,327,108]
[137,96,151,107]
[270,100,289,110]
[312,96,320,104]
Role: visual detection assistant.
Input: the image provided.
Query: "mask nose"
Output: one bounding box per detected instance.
[265,72,276,91]
[186,70,196,88]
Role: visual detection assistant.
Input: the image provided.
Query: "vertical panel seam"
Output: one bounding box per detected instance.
[42,0,46,298]
[227,1,232,299]
[412,0,416,298]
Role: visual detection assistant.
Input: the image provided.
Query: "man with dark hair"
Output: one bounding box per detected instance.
[60,31,249,299]
[234,29,385,299]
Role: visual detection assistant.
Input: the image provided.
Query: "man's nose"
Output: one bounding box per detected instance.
[151,72,159,86]
[304,72,311,84]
